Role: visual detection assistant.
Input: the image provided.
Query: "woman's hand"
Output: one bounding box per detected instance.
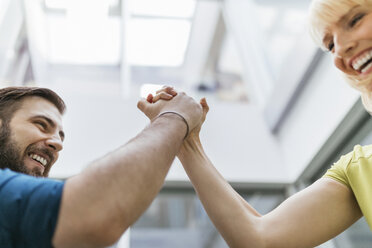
[148,86,209,141]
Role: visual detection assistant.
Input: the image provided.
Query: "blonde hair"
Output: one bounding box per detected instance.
[308,0,369,50]
[309,0,372,113]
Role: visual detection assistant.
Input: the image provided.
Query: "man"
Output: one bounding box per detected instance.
[0,87,65,177]
[0,86,203,247]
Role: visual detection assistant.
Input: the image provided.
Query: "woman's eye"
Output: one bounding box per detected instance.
[327,42,334,52]
[349,13,365,27]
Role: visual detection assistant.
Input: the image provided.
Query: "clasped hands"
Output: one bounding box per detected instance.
[137,86,209,141]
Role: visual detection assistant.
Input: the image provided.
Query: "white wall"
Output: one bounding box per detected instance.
[31,1,361,185]
[276,54,360,181]
[222,0,273,105]
[43,55,361,184]
[47,79,287,183]
[0,0,24,80]
[47,80,146,178]
[169,100,286,183]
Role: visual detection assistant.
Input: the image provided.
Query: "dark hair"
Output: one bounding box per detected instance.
[0,87,66,123]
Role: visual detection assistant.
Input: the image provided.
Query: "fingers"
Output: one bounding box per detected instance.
[147,94,153,103]
[152,92,174,103]
[146,86,178,103]
[137,98,148,112]
[156,86,177,96]
[140,88,204,130]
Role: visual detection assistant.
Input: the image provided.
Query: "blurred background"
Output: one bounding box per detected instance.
[1,0,372,247]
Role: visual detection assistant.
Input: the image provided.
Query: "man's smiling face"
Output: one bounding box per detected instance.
[0,96,64,177]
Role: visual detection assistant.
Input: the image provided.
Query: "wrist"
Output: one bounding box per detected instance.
[178,136,202,158]
[154,112,189,139]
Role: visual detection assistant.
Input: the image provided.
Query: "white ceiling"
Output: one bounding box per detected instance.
[0,0,315,182]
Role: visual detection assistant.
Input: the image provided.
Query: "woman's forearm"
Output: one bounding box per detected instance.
[178,137,363,248]
[178,137,265,248]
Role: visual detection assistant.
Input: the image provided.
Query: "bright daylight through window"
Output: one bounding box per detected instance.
[127,0,196,67]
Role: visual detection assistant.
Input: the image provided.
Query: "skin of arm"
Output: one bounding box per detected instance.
[52,92,202,248]
[177,101,363,248]
[145,88,362,247]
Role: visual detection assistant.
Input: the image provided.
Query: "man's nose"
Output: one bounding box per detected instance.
[45,134,63,152]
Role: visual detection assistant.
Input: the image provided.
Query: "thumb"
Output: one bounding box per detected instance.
[137,98,149,113]
[200,98,209,114]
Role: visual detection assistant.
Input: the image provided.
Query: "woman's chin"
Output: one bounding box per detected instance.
[362,78,372,92]
[347,73,372,93]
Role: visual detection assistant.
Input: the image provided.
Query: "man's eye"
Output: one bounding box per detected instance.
[35,121,47,129]
[349,13,365,27]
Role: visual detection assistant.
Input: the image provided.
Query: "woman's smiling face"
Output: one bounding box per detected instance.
[308,0,372,112]
[315,2,372,92]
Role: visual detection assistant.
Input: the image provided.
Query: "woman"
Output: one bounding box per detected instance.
[145,0,372,247]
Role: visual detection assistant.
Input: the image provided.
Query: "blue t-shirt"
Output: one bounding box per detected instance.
[0,169,64,248]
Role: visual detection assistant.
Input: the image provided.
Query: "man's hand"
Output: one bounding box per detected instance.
[54,86,204,248]
[147,86,209,141]
[137,86,204,132]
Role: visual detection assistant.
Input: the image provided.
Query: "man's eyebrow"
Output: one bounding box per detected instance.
[31,115,65,141]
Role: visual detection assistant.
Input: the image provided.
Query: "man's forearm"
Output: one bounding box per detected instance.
[54,114,187,247]
[178,139,265,248]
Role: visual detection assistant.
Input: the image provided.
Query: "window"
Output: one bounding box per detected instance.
[126,0,196,67]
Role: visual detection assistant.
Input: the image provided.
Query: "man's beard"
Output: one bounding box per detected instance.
[0,123,49,177]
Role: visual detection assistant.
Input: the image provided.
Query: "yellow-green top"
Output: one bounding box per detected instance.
[323,144,372,229]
